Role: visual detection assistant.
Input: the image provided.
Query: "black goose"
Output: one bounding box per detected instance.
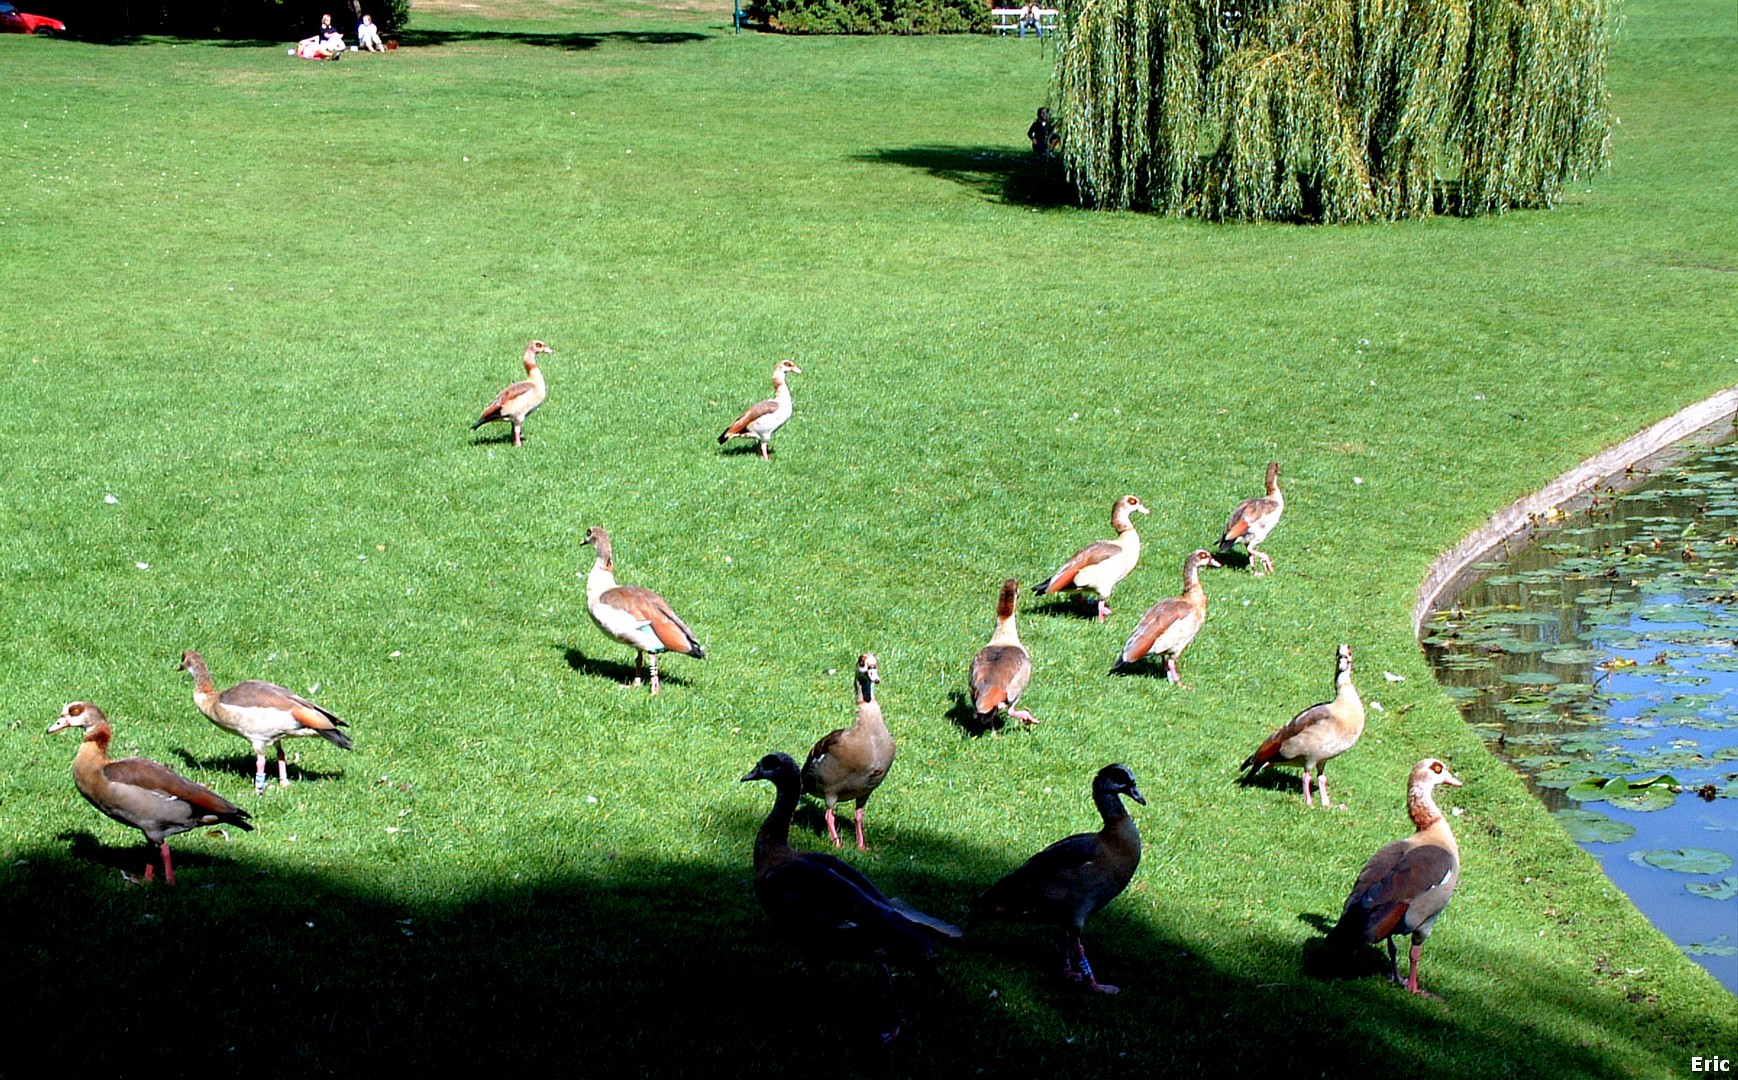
[972,763,1145,993]
[742,752,959,1042]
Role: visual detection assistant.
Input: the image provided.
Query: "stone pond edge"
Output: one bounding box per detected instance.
[1413,382,1738,638]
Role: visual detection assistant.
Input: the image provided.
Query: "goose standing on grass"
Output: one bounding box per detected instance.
[581,525,705,694]
[1032,495,1151,622]
[803,654,896,851]
[1217,461,1284,575]
[179,649,352,791]
[1327,758,1463,998]
[471,339,553,447]
[971,764,1145,994]
[1109,549,1220,686]
[1238,644,1365,807]
[742,752,962,1043]
[970,578,1037,728]
[718,359,802,460]
[48,702,253,885]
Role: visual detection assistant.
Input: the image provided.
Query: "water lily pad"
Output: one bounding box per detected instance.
[1539,647,1610,666]
[1627,848,1734,874]
[1502,672,1562,686]
[1553,809,1636,844]
[1640,605,1702,624]
[1687,876,1738,900]
[1567,774,1684,810]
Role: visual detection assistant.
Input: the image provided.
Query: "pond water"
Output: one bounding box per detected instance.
[1422,438,1738,995]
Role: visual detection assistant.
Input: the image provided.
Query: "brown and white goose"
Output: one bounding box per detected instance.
[970,578,1037,728]
[1327,758,1463,998]
[743,752,962,1043]
[1217,461,1284,575]
[1238,644,1365,807]
[802,654,896,850]
[48,702,254,885]
[972,764,1145,993]
[581,525,705,694]
[179,649,352,791]
[718,359,802,460]
[1032,495,1151,622]
[1110,549,1220,686]
[471,339,552,447]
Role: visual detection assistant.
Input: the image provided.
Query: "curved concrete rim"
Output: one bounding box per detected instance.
[1414,383,1738,638]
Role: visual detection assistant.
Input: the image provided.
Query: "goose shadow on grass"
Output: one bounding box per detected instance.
[853,146,1077,208]
[1231,764,1311,799]
[561,645,694,691]
[1029,595,1101,620]
[9,797,1721,1077]
[169,748,347,787]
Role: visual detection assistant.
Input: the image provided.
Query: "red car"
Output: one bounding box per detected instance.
[0,1,66,34]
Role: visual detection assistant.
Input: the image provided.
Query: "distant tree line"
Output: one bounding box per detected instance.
[747,0,987,34]
[46,0,409,40]
[1054,0,1614,221]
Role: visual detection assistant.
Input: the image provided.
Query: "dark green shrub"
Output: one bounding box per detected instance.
[748,0,986,34]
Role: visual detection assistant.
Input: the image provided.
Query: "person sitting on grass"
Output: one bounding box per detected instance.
[294,14,346,57]
[1028,106,1058,159]
[357,13,385,52]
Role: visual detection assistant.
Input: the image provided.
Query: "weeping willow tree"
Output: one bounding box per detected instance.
[1054,0,1614,221]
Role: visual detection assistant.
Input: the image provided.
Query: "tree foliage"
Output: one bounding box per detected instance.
[748,0,986,34]
[52,0,410,41]
[1054,0,1614,220]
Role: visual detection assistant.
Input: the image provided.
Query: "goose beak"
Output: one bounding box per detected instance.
[1127,785,1147,806]
[740,766,763,783]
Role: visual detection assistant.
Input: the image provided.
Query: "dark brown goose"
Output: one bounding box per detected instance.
[743,752,961,1042]
[971,763,1144,993]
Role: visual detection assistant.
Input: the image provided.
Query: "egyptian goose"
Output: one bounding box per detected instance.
[1032,495,1151,621]
[802,654,896,850]
[581,525,705,694]
[179,649,352,791]
[742,752,962,1042]
[471,339,552,447]
[1327,758,1463,997]
[971,763,1145,993]
[1238,644,1365,807]
[47,702,254,885]
[970,578,1037,728]
[1217,461,1284,575]
[718,359,802,460]
[1109,549,1221,686]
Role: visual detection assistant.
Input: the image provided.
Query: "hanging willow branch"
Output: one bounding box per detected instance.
[1054,0,1613,220]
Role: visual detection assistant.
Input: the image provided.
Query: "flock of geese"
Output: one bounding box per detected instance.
[43,346,1465,1043]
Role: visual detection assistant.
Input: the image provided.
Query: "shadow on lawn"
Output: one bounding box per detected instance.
[561,645,693,691]
[856,146,1077,208]
[400,28,709,51]
[170,748,346,787]
[5,801,1717,1077]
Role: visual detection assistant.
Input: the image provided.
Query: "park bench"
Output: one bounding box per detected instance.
[990,7,1058,34]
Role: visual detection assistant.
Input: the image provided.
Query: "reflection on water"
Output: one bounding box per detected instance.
[1424,440,1738,994]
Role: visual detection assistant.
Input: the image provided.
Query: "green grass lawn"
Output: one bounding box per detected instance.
[1,0,1734,1074]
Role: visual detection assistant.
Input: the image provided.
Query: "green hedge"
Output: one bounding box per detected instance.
[748,0,988,34]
